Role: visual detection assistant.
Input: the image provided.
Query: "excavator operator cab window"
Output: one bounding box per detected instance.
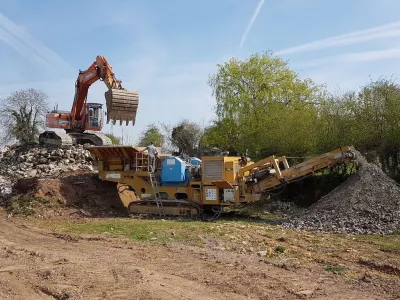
[87,103,103,129]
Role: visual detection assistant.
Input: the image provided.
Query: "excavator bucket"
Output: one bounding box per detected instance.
[105,89,139,126]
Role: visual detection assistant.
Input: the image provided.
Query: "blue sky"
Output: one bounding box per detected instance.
[1,0,400,143]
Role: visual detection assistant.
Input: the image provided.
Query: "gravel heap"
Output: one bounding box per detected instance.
[0,175,12,198]
[283,153,400,234]
[0,144,95,179]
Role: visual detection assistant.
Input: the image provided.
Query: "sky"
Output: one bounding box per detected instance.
[1,0,400,142]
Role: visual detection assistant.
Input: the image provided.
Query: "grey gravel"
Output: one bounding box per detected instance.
[282,152,400,234]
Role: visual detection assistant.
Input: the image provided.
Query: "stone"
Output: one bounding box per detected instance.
[295,290,314,297]
[26,169,37,177]
[283,151,400,234]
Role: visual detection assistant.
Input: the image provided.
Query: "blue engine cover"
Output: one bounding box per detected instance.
[161,157,187,184]
[189,157,201,166]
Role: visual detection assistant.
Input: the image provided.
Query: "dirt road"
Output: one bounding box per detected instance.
[0,216,397,300]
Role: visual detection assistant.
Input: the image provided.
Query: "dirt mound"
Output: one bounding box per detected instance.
[7,171,127,218]
[283,152,400,234]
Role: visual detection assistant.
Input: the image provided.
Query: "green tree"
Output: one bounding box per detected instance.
[104,133,121,145]
[207,51,324,160]
[313,76,400,178]
[138,123,165,147]
[170,119,203,157]
[0,88,49,145]
[200,119,240,155]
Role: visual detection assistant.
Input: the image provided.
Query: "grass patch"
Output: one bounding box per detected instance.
[325,265,345,275]
[275,245,286,253]
[355,234,400,254]
[36,218,228,245]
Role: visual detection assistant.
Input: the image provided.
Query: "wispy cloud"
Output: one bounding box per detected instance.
[0,12,73,73]
[239,0,265,50]
[293,46,400,69]
[277,20,400,56]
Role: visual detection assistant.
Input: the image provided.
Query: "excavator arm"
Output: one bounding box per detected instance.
[71,55,138,127]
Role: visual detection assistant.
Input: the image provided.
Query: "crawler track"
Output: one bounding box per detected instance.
[39,131,112,148]
[127,199,202,218]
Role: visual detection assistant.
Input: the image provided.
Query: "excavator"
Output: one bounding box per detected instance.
[39,55,139,148]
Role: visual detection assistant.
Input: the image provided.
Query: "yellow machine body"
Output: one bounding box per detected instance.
[87,145,357,216]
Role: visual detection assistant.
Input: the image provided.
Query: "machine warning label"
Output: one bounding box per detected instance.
[167,159,176,165]
[106,173,121,179]
[205,188,217,201]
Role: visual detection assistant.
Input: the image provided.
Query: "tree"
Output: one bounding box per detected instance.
[0,88,49,145]
[104,133,121,145]
[200,119,240,155]
[170,119,203,157]
[137,123,164,147]
[207,51,324,160]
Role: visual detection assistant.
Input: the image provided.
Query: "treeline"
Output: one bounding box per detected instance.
[135,51,400,179]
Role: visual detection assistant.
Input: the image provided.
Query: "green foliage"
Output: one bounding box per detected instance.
[315,77,400,177]
[205,51,400,179]
[206,51,324,160]
[0,88,49,145]
[138,123,165,147]
[170,119,203,156]
[275,245,286,253]
[104,133,121,145]
[6,194,49,216]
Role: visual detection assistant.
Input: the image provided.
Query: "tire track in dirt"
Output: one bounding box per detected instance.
[0,216,396,300]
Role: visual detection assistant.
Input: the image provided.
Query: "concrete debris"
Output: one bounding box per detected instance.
[0,175,13,197]
[0,144,94,180]
[283,152,400,234]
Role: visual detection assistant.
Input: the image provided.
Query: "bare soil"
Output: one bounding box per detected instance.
[8,171,126,218]
[0,169,399,299]
[0,214,399,300]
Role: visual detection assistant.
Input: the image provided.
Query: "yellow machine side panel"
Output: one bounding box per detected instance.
[100,172,204,207]
[201,156,241,185]
[224,161,236,183]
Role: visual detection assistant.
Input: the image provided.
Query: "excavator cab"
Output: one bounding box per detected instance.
[86,103,103,130]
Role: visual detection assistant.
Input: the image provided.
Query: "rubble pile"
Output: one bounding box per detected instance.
[0,145,95,179]
[0,175,12,198]
[283,153,400,234]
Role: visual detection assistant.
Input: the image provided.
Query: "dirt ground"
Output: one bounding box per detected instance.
[0,172,399,299]
[0,214,398,300]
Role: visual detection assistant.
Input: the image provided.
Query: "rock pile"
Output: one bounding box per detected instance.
[283,153,400,234]
[0,175,12,198]
[0,144,95,179]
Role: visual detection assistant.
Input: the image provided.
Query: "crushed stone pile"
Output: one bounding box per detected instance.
[283,152,400,234]
[0,144,95,180]
[0,175,12,199]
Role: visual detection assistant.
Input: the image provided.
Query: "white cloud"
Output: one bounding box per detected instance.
[0,12,73,73]
[277,20,400,56]
[340,47,400,62]
[293,46,400,69]
[239,0,265,50]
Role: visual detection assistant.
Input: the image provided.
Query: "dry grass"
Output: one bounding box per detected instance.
[33,217,400,281]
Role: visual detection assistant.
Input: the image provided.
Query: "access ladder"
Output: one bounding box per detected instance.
[149,173,165,216]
